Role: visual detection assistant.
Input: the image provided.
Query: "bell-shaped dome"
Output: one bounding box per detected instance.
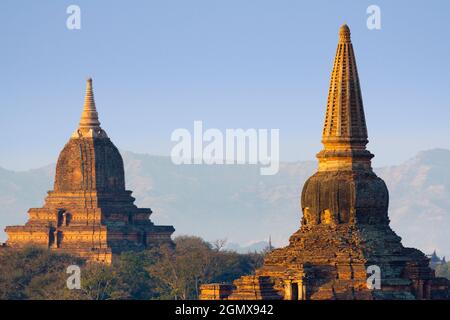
[301,171,389,226]
[53,78,126,193]
[54,137,125,192]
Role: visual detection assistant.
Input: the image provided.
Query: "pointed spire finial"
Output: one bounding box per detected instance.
[72,77,107,138]
[79,77,100,129]
[339,24,351,43]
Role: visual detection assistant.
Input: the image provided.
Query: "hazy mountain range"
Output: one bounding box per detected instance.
[0,148,449,258]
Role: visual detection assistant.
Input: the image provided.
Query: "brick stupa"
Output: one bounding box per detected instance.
[5,78,175,263]
[200,25,450,300]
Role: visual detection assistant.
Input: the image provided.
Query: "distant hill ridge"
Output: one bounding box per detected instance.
[0,148,449,257]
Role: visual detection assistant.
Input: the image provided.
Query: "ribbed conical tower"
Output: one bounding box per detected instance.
[323,25,367,141]
[5,78,174,263]
[318,24,373,172]
[200,25,450,301]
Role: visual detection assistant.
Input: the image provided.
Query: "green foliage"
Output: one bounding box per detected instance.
[147,236,264,300]
[63,251,160,300]
[0,246,84,300]
[0,236,265,300]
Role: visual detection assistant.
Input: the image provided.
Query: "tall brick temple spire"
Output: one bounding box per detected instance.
[301,24,387,233]
[79,78,101,128]
[5,78,175,263]
[318,24,372,172]
[200,25,450,300]
[323,24,367,141]
[72,78,107,138]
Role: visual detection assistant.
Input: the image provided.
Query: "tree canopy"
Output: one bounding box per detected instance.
[0,236,266,300]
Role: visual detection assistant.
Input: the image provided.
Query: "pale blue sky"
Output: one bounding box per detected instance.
[0,0,449,170]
